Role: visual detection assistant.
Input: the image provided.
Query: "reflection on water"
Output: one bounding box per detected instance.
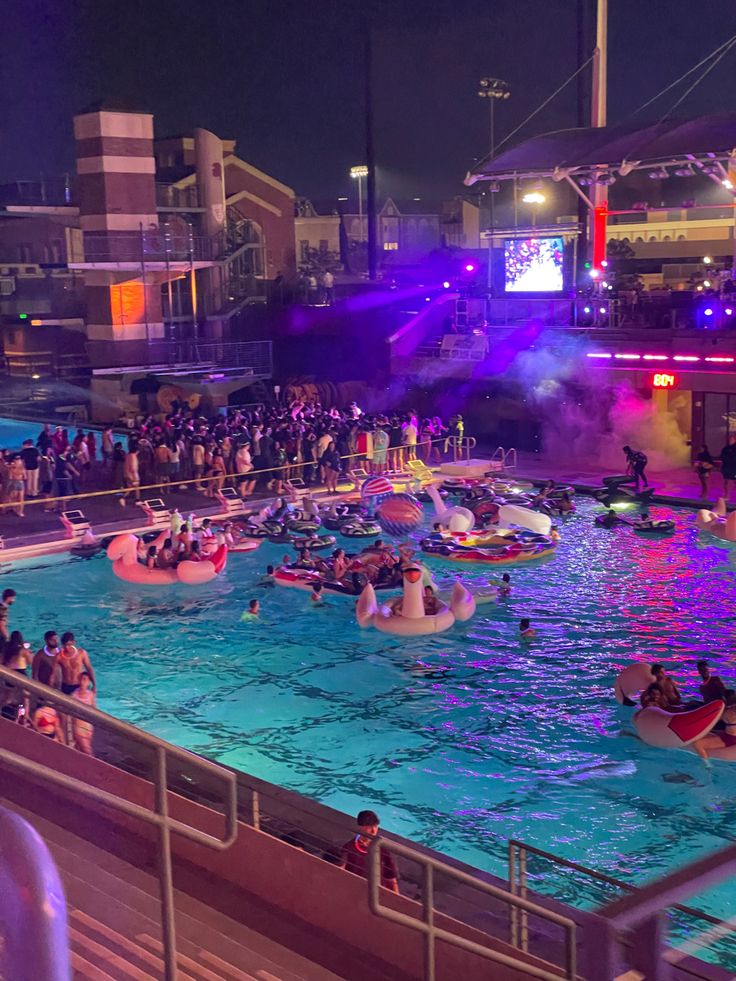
[6,498,736,939]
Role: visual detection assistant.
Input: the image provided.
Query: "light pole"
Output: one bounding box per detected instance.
[350,165,368,242]
[478,78,510,231]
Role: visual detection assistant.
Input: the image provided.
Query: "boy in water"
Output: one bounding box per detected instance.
[241,599,260,621]
[259,565,276,587]
[519,618,536,640]
[310,582,326,606]
[497,574,511,598]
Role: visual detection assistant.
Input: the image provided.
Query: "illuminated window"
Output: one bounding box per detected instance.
[383,242,399,251]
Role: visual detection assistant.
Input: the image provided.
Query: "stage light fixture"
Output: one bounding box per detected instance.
[583,305,592,314]
[578,175,594,186]
[723,178,734,190]
[704,307,714,316]
[647,168,668,179]
[464,262,477,273]
[674,165,695,177]
[599,306,607,315]
[703,256,712,264]
[442,281,451,289]
[704,280,711,288]
[726,308,734,316]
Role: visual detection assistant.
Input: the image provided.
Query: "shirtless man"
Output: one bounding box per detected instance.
[651,663,681,709]
[32,631,61,689]
[58,632,96,697]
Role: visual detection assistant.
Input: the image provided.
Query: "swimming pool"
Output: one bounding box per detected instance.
[0,417,49,450]
[5,498,736,956]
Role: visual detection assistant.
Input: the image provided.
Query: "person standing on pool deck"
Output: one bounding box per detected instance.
[339,810,399,894]
[58,632,96,697]
[718,433,736,501]
[32,631,62,689]
[623,445,648,492]
[0,588,17,645]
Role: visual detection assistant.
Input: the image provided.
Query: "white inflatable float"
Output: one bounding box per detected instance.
[497,504,552,536]
[356,566,475,635]
[614,663,656,705]
[107,532,227,586]
[634,701,723,750]
[425,482,475,533]
[695,498,736,541]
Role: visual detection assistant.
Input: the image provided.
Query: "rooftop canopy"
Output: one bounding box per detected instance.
[464,112,736,185]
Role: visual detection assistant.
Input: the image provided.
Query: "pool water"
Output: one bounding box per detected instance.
[0,418,49,450]
[5,498,736,943]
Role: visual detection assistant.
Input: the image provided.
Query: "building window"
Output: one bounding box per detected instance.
[383,242,399,251]
[677,235,686,241]
[635,237,644,243]
[299,240,309,261]
[649,236,657,242]
[663,235,671,242]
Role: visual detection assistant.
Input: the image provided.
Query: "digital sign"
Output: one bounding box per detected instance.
[652,373,676,388]
[504,237,564,293]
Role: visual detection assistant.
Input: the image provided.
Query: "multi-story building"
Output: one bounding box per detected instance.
[0,108,290,417]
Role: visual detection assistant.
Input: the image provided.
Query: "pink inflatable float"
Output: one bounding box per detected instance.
[634,701,723,750]
[107,533,227,586]
[695,498,736,541]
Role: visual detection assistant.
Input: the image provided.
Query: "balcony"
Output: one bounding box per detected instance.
[155,182,201,211]
[85,337,272,378]
[0,178,74,208]
[73,229,227,268]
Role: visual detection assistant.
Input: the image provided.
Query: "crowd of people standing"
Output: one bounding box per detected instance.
[0,404,464,516]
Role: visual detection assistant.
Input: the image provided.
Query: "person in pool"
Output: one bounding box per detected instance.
[311,582,326,606]
[259,565,276,587]
[693,705,736,761]
[241,599,260,621]
[600,509,618,529]
[519,618,536,640]
[497,573,511,598]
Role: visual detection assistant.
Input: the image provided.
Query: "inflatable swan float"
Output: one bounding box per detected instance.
[356,565,475,635]
[615,663,731,758]
[425,481,475,533]
[107,532,227,585]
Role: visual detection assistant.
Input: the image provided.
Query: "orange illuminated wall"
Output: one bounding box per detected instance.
[110,283,147,328]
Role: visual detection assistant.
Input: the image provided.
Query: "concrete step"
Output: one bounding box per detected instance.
[0,797,344,981]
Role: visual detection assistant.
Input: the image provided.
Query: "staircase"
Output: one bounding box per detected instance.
[3,796,343,981]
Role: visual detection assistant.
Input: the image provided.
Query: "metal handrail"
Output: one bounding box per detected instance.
[0,806,70,981]
[508,838,724,931]
[447,435,476,464]
[369,836,577,981]
[0,667,238,981]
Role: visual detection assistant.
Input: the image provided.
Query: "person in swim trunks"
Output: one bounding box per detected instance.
[58,632,96,697]
[32,631,61,689]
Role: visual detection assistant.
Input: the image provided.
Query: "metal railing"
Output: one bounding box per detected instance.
[369,837,577,981]
[447,435,476,463]
[80,229,224,264]
[85,338,272,376]
[0,806,70,981]
[490,446,517,470]
[0,667,238,981]
[508,839,726,966]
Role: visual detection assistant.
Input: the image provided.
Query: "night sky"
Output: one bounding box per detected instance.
[2,0,736,206]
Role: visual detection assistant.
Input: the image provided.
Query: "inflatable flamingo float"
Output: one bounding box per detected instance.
[107,532,227,586]
[357,565,475,635]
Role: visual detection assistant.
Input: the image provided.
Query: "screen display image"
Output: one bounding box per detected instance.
[504,237,564,293]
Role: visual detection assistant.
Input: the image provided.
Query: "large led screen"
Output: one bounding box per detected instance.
[504,237,564,293]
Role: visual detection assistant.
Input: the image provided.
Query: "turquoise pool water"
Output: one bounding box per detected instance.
[4,498,736,951]
[0,418,48,450]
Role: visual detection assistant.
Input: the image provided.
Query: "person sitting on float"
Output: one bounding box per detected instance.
[332,548,349,580]
[601,509,618,528]
[156,538,176,569]
[188,541,203,563]
[652,663,682,709]
[423,585,440,615]
[145,545,157,570]
[557,492,574,514]
[295,548,316,570]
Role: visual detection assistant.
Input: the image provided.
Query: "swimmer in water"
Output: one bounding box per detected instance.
[259,565,276,586]
[549,526,561,542]
[497,573,511,598]
[310,582,326,606]
[241,598,260,621]
[519,618,536,640]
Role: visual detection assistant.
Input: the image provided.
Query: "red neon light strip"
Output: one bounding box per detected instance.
[673,355,700,362]
[614,353,641,360]
[705,356,735,363]
[642,354,668,361]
